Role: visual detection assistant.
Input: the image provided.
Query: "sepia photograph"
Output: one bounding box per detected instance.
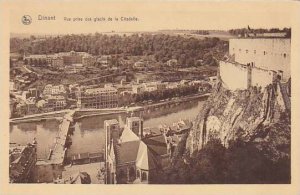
[1,1,300,195]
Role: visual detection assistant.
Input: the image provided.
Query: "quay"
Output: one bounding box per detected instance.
[9,109,70,124]
[10,107,144,124]
[143,93,210,111]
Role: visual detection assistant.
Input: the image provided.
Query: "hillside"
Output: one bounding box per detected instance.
[156,80,291,184]
[188,81,291,162]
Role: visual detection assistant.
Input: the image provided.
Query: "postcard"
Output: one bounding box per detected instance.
[1,1,300,195]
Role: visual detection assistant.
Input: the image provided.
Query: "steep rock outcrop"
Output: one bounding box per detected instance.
[187,81,290,161]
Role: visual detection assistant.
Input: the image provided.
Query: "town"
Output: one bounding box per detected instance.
[9,28,291,184]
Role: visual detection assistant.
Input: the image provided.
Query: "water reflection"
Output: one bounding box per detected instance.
[10,119,60,159]
[10,99,205,160]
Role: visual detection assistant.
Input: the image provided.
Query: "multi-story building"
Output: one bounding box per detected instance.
[77,86,118,109]
[43,84,66,96]
[44,95,66,112]
[97,55,111,67]
[51,57,64,67]
[143,81,166,92]
[132,85,145,94]
[26,97,38,115]
[28,88,39,98]
[219,33,291,91]
[82,55,96,66]
[24,51,95,67]
[64,64,86,74]
[60,51,82,65]
[9,141,37,183]
[51,85,65,95]
[23,54,48,66]
[229,36,290,81]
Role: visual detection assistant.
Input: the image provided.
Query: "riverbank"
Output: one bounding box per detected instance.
[9,93,210,125]
[142,92,210,110]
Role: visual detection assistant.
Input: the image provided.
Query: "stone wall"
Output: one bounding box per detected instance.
[229,38,290,81]
[251,67,276,88]
[219,61,248,90]
[219,61,276,91]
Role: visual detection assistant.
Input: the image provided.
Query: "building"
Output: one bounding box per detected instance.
[104,119,120,184]
[97,55,111,67]
[44,95,66,112]
[166,82,180,89]
[26,97,38,115]
[61,51,83,65]
[142,135,170,170]
[132,84,145,94]
[82,55,96,66]
[65,64,86,74]
[9,141,37,183]
[10,99,15,118]
[51,57,64,67]
[28,88,39,98]
[134,61,147,68]
[208,76,218,88]
[124,117,144,139]
[77,86,118,109]
[229,37,290,81]
[23,54,48,66]
[10,81,15,91]
[219,34,291,91]
[24,51,94,67]
[143,81,166,92]
[105,117,169,184]
[43,84,66,96]
[54,171,91,184]
[167,59,178,67]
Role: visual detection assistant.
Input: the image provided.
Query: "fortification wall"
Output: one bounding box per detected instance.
[229,38,290,81]
[220,61,275,91]
[251,68,275,89]
[219,61,248,90]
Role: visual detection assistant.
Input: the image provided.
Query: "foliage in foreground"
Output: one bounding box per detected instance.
[155,138,290,184]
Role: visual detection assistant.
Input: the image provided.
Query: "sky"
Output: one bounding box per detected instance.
[7,1,295,35]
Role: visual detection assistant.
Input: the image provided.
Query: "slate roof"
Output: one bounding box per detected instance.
[120,127,140,142]
[116,140,140,164]
[115,140,158,170]
[142,135,168,156]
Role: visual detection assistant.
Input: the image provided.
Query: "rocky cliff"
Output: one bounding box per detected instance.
[187,80,291,161]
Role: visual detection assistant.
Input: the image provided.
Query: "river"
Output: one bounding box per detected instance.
[9,99,206,159]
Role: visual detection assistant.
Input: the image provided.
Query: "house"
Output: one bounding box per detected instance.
[77,86,118,109]
[9,141,37,183]
[167,59,178,67]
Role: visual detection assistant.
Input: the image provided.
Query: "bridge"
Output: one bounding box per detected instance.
[46,110,76,164]
[10,110,70,124]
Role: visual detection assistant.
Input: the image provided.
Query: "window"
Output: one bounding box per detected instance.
[129,167,135,179]
[239,49,241,52]
[283,53,287,58]
[246,50,248,54]
[142,172,147,181]
[119,170,125,179]
[254,50,256,54]
[264,51,266,55]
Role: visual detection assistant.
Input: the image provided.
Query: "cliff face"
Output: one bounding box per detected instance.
[187,81,291,161]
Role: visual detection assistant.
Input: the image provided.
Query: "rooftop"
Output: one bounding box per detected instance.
[142,134,168,156]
